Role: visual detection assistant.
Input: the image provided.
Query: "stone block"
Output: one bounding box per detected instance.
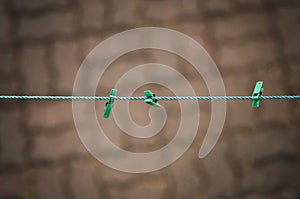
[32,130,87,160]
[36,167,65,199]
[276,7,300,56]
[202,140,239,198]
[79,0,103,30]
[213,13,270,40]
[113,0,136,25]
[27,102,72,128]
[108,177,168,199]
[145,0,182,21]
[12,0,68,10]
[0,110,24,164]
[0,2,10,44]
[0,172,27,198]
[230,129,295,163]
[19,45,49,94]
[0,51,13,73]
[69,162,99,199]
[19,12,73,39]
[217,40,277,68]
[206,0,232,13]
[53,41,80,93]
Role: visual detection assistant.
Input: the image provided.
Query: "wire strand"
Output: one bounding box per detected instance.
[0,95,299,101]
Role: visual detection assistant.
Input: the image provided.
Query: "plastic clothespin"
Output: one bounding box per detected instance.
[103,89,117,118]
[251,81,263,108]
[144,90,160,107]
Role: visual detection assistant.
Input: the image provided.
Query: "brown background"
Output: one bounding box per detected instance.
[0,0,300,199]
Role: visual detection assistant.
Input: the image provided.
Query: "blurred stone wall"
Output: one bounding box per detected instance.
[0,0,299,199]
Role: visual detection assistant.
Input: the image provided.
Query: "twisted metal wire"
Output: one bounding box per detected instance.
[0,95,299,101]
[0,95,109,100]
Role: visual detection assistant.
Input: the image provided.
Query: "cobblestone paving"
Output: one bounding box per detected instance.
[0,0,299,199]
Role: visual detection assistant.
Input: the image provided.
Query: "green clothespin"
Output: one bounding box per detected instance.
[144,90,160,107]
[103,89,117,118]
[251,81,263,108]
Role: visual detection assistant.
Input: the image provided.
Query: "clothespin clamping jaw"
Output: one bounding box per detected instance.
[144,90,160,107]
[251,81,263,108]
[103,89,117,118]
